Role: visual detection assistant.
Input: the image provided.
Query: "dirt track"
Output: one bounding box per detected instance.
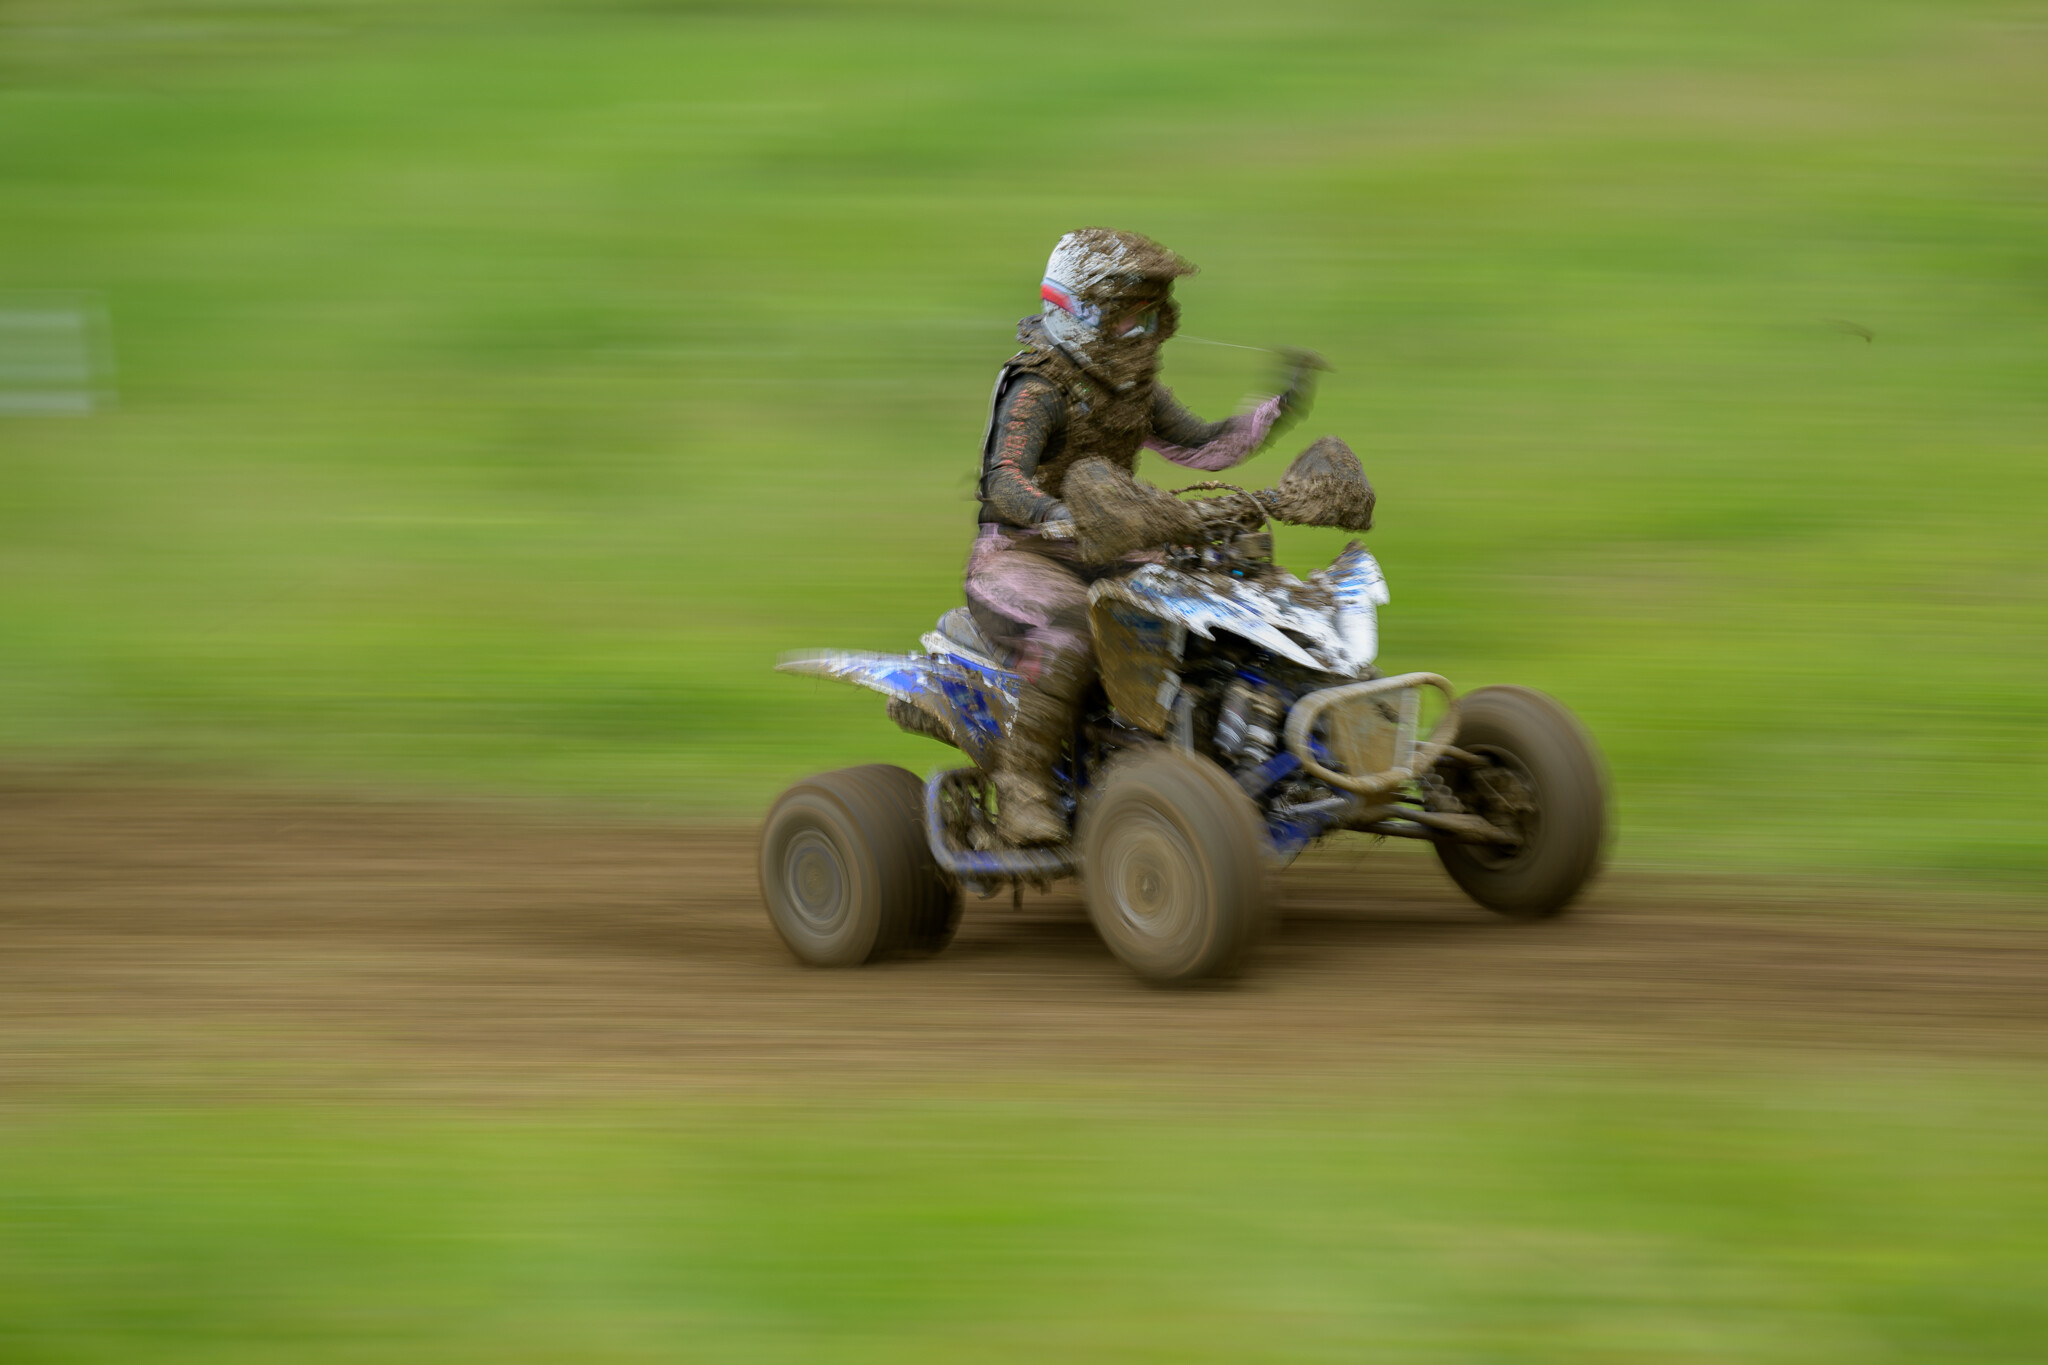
[3,774,2045,1097]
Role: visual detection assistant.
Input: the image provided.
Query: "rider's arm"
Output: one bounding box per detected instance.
[1146,352,1323,472]
[1146,386,1286,472]
[981,375,1068,526]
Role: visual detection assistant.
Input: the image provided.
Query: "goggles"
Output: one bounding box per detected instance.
[1040,279,1100,327]
[1041,279,1166,338]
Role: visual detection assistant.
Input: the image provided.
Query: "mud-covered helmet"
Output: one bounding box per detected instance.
[1037,228,1194,386]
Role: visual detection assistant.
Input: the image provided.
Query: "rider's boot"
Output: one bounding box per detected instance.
[993,648,1091,846]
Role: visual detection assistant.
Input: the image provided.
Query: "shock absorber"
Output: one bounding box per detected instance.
[1217,678,1283,772]
[1242,687,1283,768]
[1215,680,1253,758]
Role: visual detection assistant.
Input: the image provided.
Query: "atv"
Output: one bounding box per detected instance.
[762,447,1606,982]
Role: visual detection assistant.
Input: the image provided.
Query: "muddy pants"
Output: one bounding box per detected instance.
[963,526,1117,838]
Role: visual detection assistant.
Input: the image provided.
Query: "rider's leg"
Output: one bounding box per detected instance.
[992,625,1093,844]
[964,531,1095,845]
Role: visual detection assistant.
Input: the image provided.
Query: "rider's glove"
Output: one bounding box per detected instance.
[1036,502,1078,540]
[1273,348,1330,424]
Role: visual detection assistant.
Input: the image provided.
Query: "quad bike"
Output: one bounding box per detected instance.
[761,449,1607,982]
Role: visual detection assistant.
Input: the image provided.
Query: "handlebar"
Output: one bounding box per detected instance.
[1172,481,1279,539]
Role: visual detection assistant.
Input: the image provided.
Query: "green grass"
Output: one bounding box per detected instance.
[7,12,2044,1348]
[3,0,2045,873]
[4,1066,2045,1362]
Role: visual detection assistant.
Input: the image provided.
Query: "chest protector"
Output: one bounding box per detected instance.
[976,341,1155,527]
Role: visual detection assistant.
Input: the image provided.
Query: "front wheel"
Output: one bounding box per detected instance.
[1432,686,1608,919]
[758,765,959,966]
[1079,746,1273,983]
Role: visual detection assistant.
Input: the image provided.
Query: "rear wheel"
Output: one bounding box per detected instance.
[758,765,959,965]
[1432,686,1607,919]
[1079,746,1273,982]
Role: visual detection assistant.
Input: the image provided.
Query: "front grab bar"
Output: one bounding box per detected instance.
[1283,673,1460,797]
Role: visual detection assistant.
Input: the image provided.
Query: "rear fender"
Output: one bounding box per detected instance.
[776,650,1016,766]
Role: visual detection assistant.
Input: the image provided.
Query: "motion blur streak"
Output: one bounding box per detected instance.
[2,1,2044,1360]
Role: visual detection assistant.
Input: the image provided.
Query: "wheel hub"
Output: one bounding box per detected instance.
[784,830,847,931]
[1458,746,1539,870]
[1107,808,1198,943]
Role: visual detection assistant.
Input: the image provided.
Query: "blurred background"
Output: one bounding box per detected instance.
[3,0,2045,1359]
[4,0,2043,874]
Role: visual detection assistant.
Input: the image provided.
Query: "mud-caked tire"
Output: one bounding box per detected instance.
[1433,686,1608,920]
[1079,746,1274,983]
[759,765,959,966]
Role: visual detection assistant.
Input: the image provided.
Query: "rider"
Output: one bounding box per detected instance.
[967,227,1321,844]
